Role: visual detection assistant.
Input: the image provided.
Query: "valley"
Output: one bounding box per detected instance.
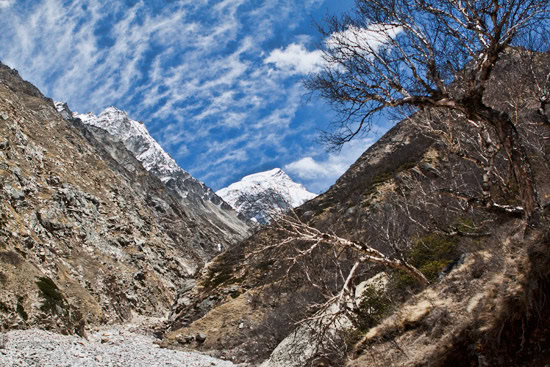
[0,2,550,365]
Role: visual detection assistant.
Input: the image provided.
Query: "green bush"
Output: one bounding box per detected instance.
[454,217,476,233]
[389,269,419,292]
[36,277,65,314]
[418,260,451,282]
[390,234,459,293]
[353,285,392,331]
[408,234,458,270]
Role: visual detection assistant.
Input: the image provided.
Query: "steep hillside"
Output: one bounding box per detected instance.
[163,50,550,366]
[217,168,316,224]
[58,103,249,248]
[0,62,248,335]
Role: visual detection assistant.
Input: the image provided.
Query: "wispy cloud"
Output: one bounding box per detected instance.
[285,138,373,193]
[0,0,15,9]
[0,0,368,192]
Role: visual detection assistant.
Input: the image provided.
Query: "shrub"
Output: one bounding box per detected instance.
[353,285,393,331]
[454,217,476,233]
[389,234,459,295]
[36,277,65,314]
[408,234,459,281]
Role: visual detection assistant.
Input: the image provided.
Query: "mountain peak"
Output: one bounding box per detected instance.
[241,167,286,181]
[70,106,181,181]
[217,168,316,224]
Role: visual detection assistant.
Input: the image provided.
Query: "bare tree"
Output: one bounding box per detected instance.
[246,207,427,365]
[305,0,550,220]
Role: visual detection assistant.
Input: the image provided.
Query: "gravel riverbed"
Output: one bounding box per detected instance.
[0,321,238,367]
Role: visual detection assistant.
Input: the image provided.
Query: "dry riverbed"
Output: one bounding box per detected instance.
[0,317,238,367]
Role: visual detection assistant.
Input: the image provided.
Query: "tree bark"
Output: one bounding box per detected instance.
[480,107,539,220]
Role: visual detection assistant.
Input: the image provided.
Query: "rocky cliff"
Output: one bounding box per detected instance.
[0,62,249,335]
[57,103,249,249]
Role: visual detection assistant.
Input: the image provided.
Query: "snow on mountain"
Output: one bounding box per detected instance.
[65,105,226,207]
[216,168,316,224]
[54,102,250,240]
[72,107,180,182]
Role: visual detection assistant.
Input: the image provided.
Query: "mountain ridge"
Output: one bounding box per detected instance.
[162,51,550,367]
[55,102,249,239]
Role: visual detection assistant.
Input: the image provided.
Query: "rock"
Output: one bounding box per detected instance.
[4,184,25,201]
[132,253,146,261]
[344,206,357,217]
[37,208,71,232]
[46,175,61,186]
[195,333,207,343]
[176,334,194,344]
[133,271,146,281]
[176,296,191,307]
[0,139,9,150]
[0,111,8,120]
[419,162,440,176]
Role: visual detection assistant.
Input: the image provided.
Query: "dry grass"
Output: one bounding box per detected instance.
[348,220,531,366]
[167,290,265,351]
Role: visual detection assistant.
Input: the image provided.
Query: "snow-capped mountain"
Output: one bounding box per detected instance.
[55,102,250,240]
[72,107,181,182]
[216,168,316,224]
[64,105,228,208]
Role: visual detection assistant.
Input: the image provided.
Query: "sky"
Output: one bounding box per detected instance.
[0,0,391,193]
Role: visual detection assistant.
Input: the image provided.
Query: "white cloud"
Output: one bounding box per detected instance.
[326,24,403,59]
[264,23,402,77]
[0,0,15,9]
[285,138,374,193]
[285,157,330,179]
[264,43,324,75]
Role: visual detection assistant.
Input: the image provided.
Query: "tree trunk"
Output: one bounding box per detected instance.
[483,108,539,221]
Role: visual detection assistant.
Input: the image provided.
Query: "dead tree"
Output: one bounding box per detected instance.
[305,0,550,220]
[250,207,428,327]
[279,211,428,284]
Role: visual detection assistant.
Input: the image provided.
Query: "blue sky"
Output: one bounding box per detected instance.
[0,0,390,193]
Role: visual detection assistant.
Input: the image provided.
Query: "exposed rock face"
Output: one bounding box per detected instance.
[65,105,249,239]
[216,168,316,224]
[0,61,248,334]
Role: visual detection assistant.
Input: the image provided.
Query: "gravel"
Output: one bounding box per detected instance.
[0,322,237,367]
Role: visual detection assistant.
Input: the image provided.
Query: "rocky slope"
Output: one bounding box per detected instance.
[0,61,249,335]
[163,50,550,366]
[59,103,249,239]
[216,168,316,224]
